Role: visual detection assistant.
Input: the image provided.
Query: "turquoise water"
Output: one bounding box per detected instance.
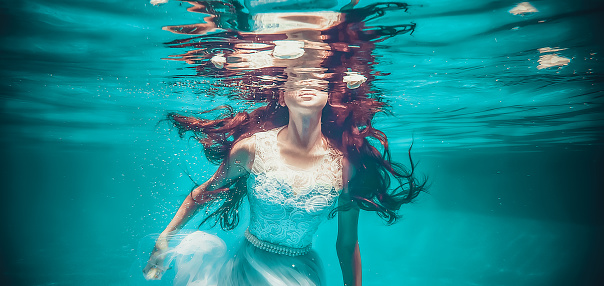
[1,0,603,285]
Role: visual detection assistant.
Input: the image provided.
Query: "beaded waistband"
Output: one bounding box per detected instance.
[244,229,312,257]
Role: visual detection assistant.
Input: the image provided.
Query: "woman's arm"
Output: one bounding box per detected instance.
[160,136,254,235]
[143,136,255,279]
[336,157,362,286]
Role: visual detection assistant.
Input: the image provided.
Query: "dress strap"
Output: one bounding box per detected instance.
[250,126,284,175]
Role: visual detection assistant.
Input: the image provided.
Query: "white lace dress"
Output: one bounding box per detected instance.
[163,126,343,286]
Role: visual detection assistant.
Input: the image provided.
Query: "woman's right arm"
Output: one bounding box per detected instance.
[161,136,254,234]
[143,136,255,279]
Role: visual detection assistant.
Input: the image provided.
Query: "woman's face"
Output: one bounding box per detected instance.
[282,69,329,114]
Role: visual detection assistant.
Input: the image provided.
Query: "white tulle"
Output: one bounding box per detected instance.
[162,231,324,286]
[164,232,228,286]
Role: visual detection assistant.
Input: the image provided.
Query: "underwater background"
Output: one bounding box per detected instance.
[1,0,603,285]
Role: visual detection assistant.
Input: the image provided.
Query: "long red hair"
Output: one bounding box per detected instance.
[163,1,425,230]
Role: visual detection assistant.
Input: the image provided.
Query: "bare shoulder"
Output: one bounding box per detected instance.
[231,135,255,155]
[229,135,256,171]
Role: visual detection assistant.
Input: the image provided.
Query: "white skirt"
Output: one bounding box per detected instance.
[158,231,325,286]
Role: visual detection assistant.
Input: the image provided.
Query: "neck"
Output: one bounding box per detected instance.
[284,111,323,150]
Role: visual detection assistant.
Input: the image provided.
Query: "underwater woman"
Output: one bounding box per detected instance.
[143,2,425,286]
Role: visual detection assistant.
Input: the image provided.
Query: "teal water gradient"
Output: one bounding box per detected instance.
[1,0,603,285]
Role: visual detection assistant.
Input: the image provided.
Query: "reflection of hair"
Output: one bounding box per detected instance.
[166,2,425,230]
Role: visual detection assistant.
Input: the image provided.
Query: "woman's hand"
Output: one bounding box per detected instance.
[143,233,170,280]
[140,136,254,280]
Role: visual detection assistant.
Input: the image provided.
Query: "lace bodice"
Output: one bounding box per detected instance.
[247,126,343,249]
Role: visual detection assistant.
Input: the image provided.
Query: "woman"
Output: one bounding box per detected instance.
[143,2,424,285]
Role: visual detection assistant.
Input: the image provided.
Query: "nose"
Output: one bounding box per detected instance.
[295,79,327,89]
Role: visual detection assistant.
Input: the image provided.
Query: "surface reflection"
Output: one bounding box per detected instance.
[158,0,416,105]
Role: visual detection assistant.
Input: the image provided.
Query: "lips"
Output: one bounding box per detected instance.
[298,90,316,98]
[299,94,315,101]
